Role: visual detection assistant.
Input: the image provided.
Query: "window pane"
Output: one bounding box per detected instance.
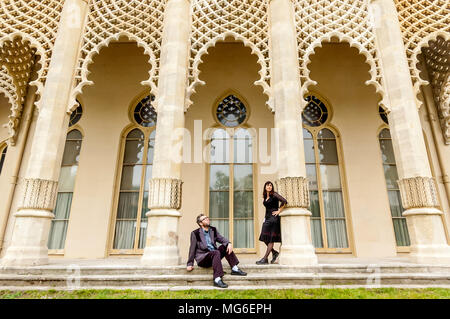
[379,128,391,139]
[234,137,252,163]
[210,136,230,163]
[388,190,404,217]
[326,219,349,248]
[117,192,139,219]
[0,146,6,175]
[309,190,321,217]
[209,191,229,219]
[234,191,253,218]
[58,166,78,192]
[303,128,313,139]
[317,139,338,163]
[233,165,252,190]
[143,165,152,192]
[67,130,82,140]
[209,165,229,190]
[113,220,136,249]
[323,191,345,218]
[120,165,143,190]
[141,191,149,219]
[48,220,69,250]
[303,139,315,163]
[53,193,73,219]
[210,219,229,239]
[379,139,396,164]
[306,164,318,190]
[138,191,149,249]
[317,128,335,139]
[233,219,254,248]
[61,140,82,165]
[383,164,399,189]
[393,218,410,246]
[311,219,323,248]
[320,165,341,190]
[123,140,145,164]
[127,129,144,139]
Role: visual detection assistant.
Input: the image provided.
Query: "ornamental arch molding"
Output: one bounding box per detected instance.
[294,0,388,110]
[70,0,167,113]
[440,72,450,144]
[394,0,450,99]
[188,0,272,112]
[0,0,65,103]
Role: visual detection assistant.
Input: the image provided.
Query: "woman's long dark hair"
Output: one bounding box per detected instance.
[263,181,275,199]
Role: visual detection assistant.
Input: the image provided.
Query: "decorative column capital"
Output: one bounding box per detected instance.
[18,178,59,212]
[398,176,439,209]
[148,178,183,210]
[274,177,310,209]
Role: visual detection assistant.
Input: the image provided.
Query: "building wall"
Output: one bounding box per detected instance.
[2,41,449,260]
[0,94,9,143]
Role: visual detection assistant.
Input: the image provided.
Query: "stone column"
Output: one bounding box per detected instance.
[141,0,190,266]
[370,0,450,263]
[0,0,89,266]
[268,0,317,265]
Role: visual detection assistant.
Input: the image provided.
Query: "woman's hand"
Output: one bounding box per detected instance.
[272,210,280,216]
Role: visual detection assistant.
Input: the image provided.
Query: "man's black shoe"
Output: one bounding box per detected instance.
[214,279,228,288]
[231,269,247,276]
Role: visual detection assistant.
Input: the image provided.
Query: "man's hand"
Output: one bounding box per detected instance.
[186,266,193,272]
[226,243,233,255]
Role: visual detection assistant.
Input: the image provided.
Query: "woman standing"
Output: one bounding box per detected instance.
[256,181,287,264]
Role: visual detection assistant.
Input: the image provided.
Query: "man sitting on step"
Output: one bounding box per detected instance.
[186,213,247,288]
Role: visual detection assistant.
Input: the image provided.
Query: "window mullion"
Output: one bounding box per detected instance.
[314,130,328,249]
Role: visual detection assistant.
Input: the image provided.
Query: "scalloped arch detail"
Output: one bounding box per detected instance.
[294,0,387,110]
[188,0,272,112]
[71,0,166,113]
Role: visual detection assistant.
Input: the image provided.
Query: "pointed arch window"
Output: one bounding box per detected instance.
[0,144,7,175]
[378,128,410,246]
[302,94,350,250]
[48,130,83,250]
[208,127,255,250]
[111,94,157,253]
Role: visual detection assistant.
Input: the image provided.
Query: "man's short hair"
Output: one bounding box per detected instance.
[196,213,206,226]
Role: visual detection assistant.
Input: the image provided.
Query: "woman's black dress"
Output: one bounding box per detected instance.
[259,192,288,244]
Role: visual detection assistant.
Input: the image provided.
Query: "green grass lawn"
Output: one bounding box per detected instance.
[0,288,449,299]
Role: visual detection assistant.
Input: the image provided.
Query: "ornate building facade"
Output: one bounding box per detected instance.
[0,0,449,266]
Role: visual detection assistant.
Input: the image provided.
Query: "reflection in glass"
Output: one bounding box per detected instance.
[379,129,410,246]
[48,130,82,250]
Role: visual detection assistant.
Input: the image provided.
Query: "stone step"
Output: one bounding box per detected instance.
[1,264,450,276]
[0,272,449,288]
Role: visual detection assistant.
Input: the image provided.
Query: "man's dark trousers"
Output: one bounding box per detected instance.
[197,244,239,279]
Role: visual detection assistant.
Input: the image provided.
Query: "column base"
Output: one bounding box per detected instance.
[141,246,181,266]
[140,209,181,266]
[0,209,54,267]
[408,245,450,265]
[403,207,450,265]
[279,208,318,266]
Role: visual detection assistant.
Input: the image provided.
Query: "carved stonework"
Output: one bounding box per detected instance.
[19,178,59,211]
[440,73,450,144]
[398,177,439,209]
[148,178,183,210]
[274,177,310,209]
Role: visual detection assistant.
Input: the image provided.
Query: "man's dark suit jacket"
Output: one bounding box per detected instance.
[187,226,230,267]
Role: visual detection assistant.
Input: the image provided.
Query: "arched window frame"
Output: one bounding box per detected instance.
[0,141,8,176]
[48,127,84,254]
[302,92,353,253]
[109,91,158,255]
[205,91,257,253]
